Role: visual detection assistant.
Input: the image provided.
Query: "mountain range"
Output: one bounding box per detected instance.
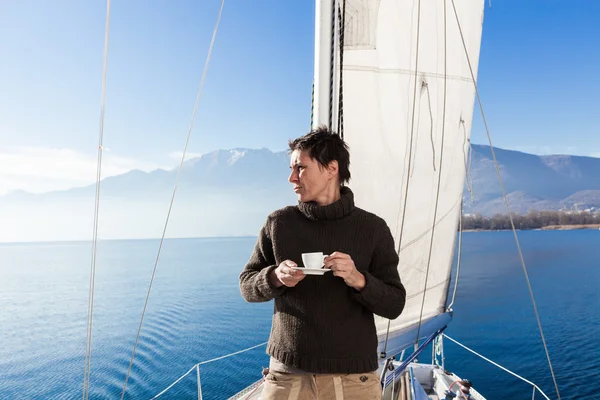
[464,145,600,214]
[1,145,599,241]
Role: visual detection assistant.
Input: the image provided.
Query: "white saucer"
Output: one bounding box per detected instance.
[291,267,331,275]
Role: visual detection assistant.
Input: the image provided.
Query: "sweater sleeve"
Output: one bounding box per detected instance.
[351,220,406,319]
[239,217,287,302]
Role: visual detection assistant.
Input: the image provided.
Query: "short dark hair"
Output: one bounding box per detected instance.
[288,126,351,185]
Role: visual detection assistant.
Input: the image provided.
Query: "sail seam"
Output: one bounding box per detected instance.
[342,65,474,83]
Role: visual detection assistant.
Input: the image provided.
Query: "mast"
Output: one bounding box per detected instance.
[312,0,333,130]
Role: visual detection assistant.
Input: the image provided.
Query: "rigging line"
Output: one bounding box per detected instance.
[388,0,422,356]
[380,317,392,359]
[444,335,551,400]
[415,0,448,346]
[467,140,474,201]
[450,1,561,398]
[83,0,111,399]
[119,1,226,398]
[337,0,346,138]
[395,0,421,254]
[447,199,464,310]
[468,142,473,198]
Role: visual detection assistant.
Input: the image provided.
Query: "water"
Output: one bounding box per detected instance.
[0,231,598,399]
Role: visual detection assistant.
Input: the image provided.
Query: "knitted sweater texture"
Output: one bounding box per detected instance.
[239,187,406,374]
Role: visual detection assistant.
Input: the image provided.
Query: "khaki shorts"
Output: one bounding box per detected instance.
[260,369,382,400]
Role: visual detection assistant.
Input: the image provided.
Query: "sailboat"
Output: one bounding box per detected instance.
[86,1,557,399]
[223,0,554,398]
[226,0,489,397]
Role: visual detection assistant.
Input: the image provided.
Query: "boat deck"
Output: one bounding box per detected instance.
[229,363,486,400]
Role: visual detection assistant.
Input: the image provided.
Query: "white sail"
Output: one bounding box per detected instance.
[313,0,485,348]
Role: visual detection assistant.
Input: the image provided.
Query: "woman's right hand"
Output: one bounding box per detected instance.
[270,260,306,288]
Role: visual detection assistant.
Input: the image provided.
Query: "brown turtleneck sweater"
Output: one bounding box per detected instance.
[239,187,406,374]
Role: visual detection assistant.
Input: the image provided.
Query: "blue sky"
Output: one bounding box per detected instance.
[0,0,598,194]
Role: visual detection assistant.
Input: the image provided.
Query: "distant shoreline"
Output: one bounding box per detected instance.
[539,224,600,230]
[461,211,600,231]
[464,224,600,232]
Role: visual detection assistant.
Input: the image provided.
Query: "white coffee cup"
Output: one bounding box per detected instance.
[301,252,328,269]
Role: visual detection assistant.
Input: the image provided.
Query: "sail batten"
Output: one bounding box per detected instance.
[314,0,484,345]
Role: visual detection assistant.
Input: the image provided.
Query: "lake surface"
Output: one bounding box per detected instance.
[0,230,598,399]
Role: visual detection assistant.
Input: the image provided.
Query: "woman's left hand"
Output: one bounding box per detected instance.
[324,252,366,291]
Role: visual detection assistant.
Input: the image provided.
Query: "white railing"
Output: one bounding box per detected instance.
[151,335,553,400]
[443,334,552,400]
[150,342,267,400]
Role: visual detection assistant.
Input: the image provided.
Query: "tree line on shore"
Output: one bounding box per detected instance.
[462,210,600,230]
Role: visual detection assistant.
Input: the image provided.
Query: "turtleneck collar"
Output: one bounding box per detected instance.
[298,186,355,221]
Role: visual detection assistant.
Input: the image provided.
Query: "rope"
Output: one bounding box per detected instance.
[380,319,392,358]
[397,328,446,373]
[423,82,436,171]
[444,335,551,400]
[83,1,111,398]
[196,365,202,400]
[415,0,448,346]
[119,1,226,398]
[150,342,267,399]
[328,0,337,129]
[395,0,421,254]
[461,119,474,203]
[447,200,463,310]
[450,1,560,398]
[467,141,474,200]
[151,365,197,400]
[337,0,346,138]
